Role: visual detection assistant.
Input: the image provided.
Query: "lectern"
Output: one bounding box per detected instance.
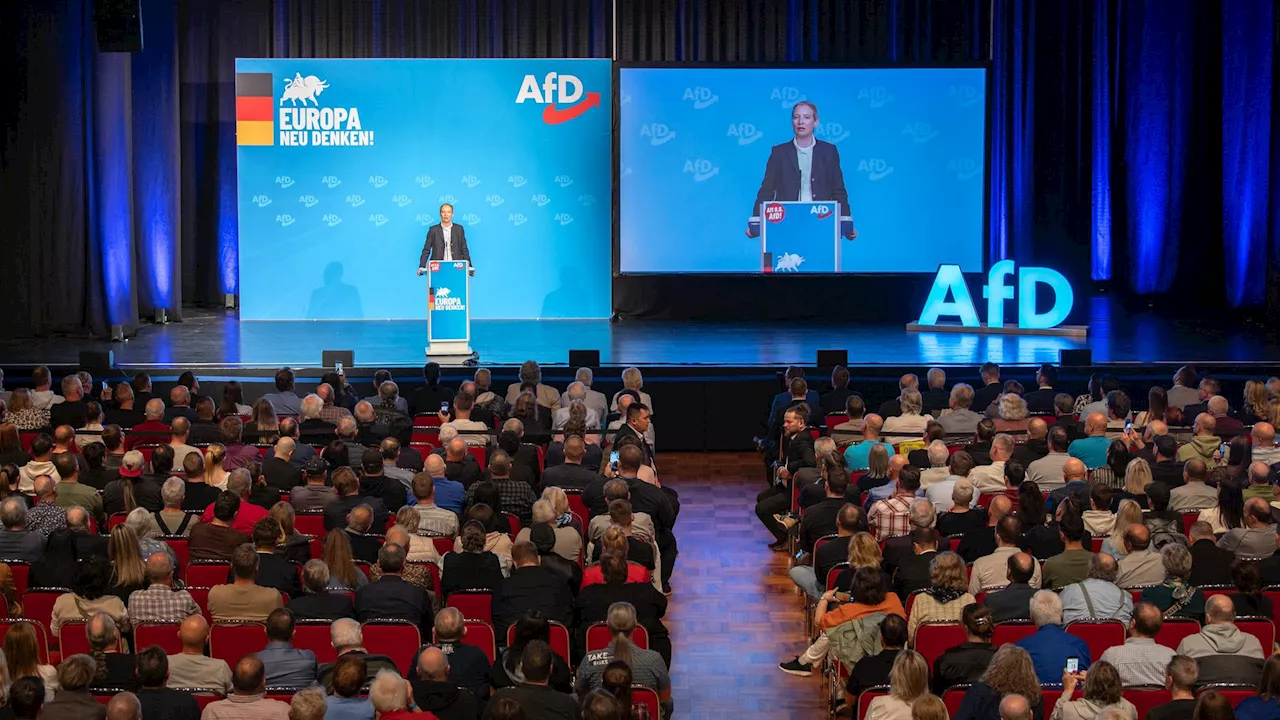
[425,261,473,357]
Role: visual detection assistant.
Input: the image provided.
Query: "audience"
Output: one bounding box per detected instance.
[1140,544,1206,623]
[1042,511,1092,589]
[954,645,1043,720]
[257,607,317,687]
[201,656,290,720]
[127,552,200,622]
[43,655,105,720]
[1115,524,1165,588]
[970,516,1042,593]
[933,604,997,694]
[863,650,929,720]
[1146,656,1199,720]
[165,615,233,694]
[207,543,283,621]
[1220,496,1278,559]
[907,552,975,643]
[984,553,1038,623]
[491,611,573,694]
[1060,553,1133,623]
[1097,602,1176,686]
[134,646,200,720]
[322,655,372,720]
[1177,595,1266,686]
[355,543,433,636]
[1190,521,1237,586]
[1234,655,1280,720]
[1014,591,1092,683]
[317,618,399,691]
[576,602,672,716]
[493,540,574,642]
[1052,660,1136,720]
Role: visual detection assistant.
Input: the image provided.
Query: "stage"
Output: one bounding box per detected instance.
[2,295,1279,370]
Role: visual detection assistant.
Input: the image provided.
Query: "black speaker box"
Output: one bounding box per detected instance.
[569,350,600,368]
[817,349,848,368]
[1060,349,1092,367]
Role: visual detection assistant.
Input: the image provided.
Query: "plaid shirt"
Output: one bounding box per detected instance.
[127,584,202,622]
[319,404,352,425]
[868,493,914,541]
[413,504,459,537]
[466,478,536,526]
[27,501,66,536]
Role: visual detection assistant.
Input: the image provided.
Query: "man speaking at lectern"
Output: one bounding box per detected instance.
[417,203,474,275]
[746,101,855,239]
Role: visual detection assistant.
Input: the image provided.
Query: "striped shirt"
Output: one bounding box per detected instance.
[413,504,459,537]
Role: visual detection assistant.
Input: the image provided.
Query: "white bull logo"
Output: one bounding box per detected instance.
[281,73,329,106]
[775,253,805,272]
[436,288,451,297]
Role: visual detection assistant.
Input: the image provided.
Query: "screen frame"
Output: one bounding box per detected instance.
[611,61,994,278]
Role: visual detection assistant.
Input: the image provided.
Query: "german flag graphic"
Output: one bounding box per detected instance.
[236,73,274,146]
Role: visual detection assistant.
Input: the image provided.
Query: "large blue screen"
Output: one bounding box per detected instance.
[235,59,611,320]
[619,67,987,274]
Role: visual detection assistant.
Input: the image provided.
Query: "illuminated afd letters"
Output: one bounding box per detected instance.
[917,262,1074,330]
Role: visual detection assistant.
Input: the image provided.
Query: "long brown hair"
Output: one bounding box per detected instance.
[108,525,146,587]
[0,425,20,454]
[4,622,43,678]
[324,529,360,589]
[981,645,1041,704]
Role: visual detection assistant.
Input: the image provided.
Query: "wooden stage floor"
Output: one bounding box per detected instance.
[661,451,826,719]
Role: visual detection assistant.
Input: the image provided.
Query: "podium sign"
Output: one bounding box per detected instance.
[426,261,473,357]
[756,201,850,273]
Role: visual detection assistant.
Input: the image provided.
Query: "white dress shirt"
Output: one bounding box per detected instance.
[442,224,453,261]
[795,139,814,201]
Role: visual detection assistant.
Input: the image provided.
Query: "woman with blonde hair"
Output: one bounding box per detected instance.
[540,485,585,537]
[610,367,654,413]
[107,523,150,602]
[203,443,229,489]
[322,529,368,590]
[268,501,311,564]
[1051,660,1135,720]
[393,506,443,566]
[1111,458,1153,509]
[833,531,892,591]
[5,389,49,431]
[907,551,975,642]
[954,645,1043,720]
[515,497,581,563]
[865,650,931,720]
[4,621,57,698]
[1241,380,1270,426]
[1100,499,1143,559]
[993,394,1030,433]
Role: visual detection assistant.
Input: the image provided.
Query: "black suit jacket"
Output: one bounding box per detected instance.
[972,382,1003,415]
[613,423,653,464]
[751,139,850,214]
[343,529,383,565]
[492,566,574,640]
[541,463,599,491]
[418,224,471,266]
[288,591,356,620]
[921,388,950,418]
[1193,539,1238,586]
[820,387,855,416]
[355,575,433,636]
[781,430,817,475]
[893,551,937,598]
[262,455,302,492]
[249,552,301,598]
[323,495,389,533]
[985,582,1036,622]
[1023,388,1058,415]
[1012,439,1050,468]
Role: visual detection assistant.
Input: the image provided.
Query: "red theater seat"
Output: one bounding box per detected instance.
[914,622,966,671]
[134,621,185,655]
[360,620,422,674]
[209,622,267,664]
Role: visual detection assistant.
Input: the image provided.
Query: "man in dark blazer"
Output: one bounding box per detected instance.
[491,541,573,641]
[416,203,473,273]
[1023,364,1060,415]
[323,468,389,533]
[287,559,356,620]
[540,436,599,490]
[984,552,1038,622]
[612,403,654,465]
[234,518,302,598]
[257,608,318,687]
[354,543,433,636]
[747,101,854,238]
[972,363,1003,416]
[261,439,303,492]
[892,527,941,598]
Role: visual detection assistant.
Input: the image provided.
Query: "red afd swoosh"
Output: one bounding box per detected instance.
[541,92,600,124]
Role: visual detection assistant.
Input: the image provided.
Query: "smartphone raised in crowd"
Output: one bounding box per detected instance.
[1065,657,1079,674]
[610,451,620,469]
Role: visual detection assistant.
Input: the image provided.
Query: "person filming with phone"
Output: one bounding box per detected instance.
[1053,660,1137,720]
[439,391,490,448]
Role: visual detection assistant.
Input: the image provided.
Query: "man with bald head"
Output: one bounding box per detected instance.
[1047,458,1090,512]
[412,646,480,720]
[128,552,199,622]
[842,413,895,470]
[441,437,482,487]
[1176,594,1265,685]
[344,505,383,564]
[106,691,141,720]
[1068,413,1111,469]
[1013,418,1051,468]
[1000,694,1031,720]
[165,416,199,469]
[1116,525,1165,588]
[1251,422,1280,466]
[542,435,599,489]
[1098,602,1175,686]
[261,436,303,492]
[969,434,1015,494]
[127,398,170,450]
[315,383,353,425]
[957,493,1012,563]
[429,607,492,701]
[1243,461,1277,504]
[335,415,367,466]
[1218,496,1278,558]
[163,386,196,424]
[970,516,1042,593]
[202,656,290,720]
[27,474,66,536]
[1061,552,1133,622]
[1178,413,1223,465]
[1169,458,1217,511]
[984,551,1038,622]
[420,454,463,514]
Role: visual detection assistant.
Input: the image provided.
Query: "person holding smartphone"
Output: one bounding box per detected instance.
[1052,660,1136,720]
[438,391,490,448]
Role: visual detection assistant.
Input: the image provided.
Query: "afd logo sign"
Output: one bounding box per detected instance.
[516,72,601,124]
[810,205,834,220]
[683,86,718,109]
[640,123,675,146]
[727,123,763,145]
[918,261,1074,330]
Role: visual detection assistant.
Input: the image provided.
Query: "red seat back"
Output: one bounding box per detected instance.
[406,561,442,597]
[7,562,29,599]
[21,590,63,641]
[1181,512,1198,537]
[61,620,121,656]
[186,561,231,587]
[134,621,185,655]
[1236,617,1276,653]
[430,536,454,556]
[209,622,267,664]
[413,415,443,428]
[914,622,967,671]
[468,447,487,470]
[434,620,497,665]
[293,621,338,664]
[631,686,661,719]
[1090,537,1104,553]
[858,688,890,720]
[294,513,326,538]
[503,513,520,537]
[505,621,571,664]
[1199,585,1234,601]
[1041,687,1063,710]
[193,693,222,710]
[563,490,590,523]
[187,587,212,620]
[992,621,1037,647]
[161,538,190,575]
[1264,589,1280,620]
[445,591,492,624]
[585,623,650,653]
[942,686,970,718]
[977,494,997,509]
[1127,688,1172,719]
[108,513,128,531]
[1200,686,1258,707]
[1154,618,1201,650]
[360,620,422,674]
[826,563,849,592]
[905,590,925,618]
[1065,620,1126,660]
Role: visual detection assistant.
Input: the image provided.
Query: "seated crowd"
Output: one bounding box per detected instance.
[761,362,1280,719]
[0,362,679,720]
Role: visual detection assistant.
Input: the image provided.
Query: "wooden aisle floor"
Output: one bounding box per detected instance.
[661,452,828,719]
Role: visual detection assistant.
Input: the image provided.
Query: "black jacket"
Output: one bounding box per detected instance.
[957,526,998,564]
[412,680,479,720]
[297,418,338,446]
[1192,539,1237,586]
[572,581,669,661]
[419,223,471,266]
[752,138,850,215]
[589,536,654,571]
[933,642,997,694]
[821,387,855,416]
[287,591,356,620]
[181,481,220,512]
[432,641,492,701]
[972,382,1003,416]
[936,508,987,537]
[50,400,88,429]
[921,388,951,418]
[539,552,584,597]
[798,498,843,554]
[444,456,484,488]
[360,473,407,514]
[323,494,389,533]
[409,384,456,417]
[136,687,201,720]
[985,583,1036,622]
[1012,439,1050,468]
[893,551,938,598]
[354,575,433,636]
[541,463,599,491]
[249,551,301,598]
[490,684,580,720]
[848,648,901,698]
[343,529,383,565]
[1152,460,1187,489]
[1023,388,1058,415]
[442,552,504,596]
[261,456,302,492]
[613,423,653,464]
[492,566,574,639]
[815,536,852,589]
[544,443,602,473]
[781,430,816,475]
[103,477,163,514]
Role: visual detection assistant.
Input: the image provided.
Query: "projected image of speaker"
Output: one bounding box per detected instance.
[95,0,144,52]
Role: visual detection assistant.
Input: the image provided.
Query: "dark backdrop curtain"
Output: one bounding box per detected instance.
[5,0,1280,336]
